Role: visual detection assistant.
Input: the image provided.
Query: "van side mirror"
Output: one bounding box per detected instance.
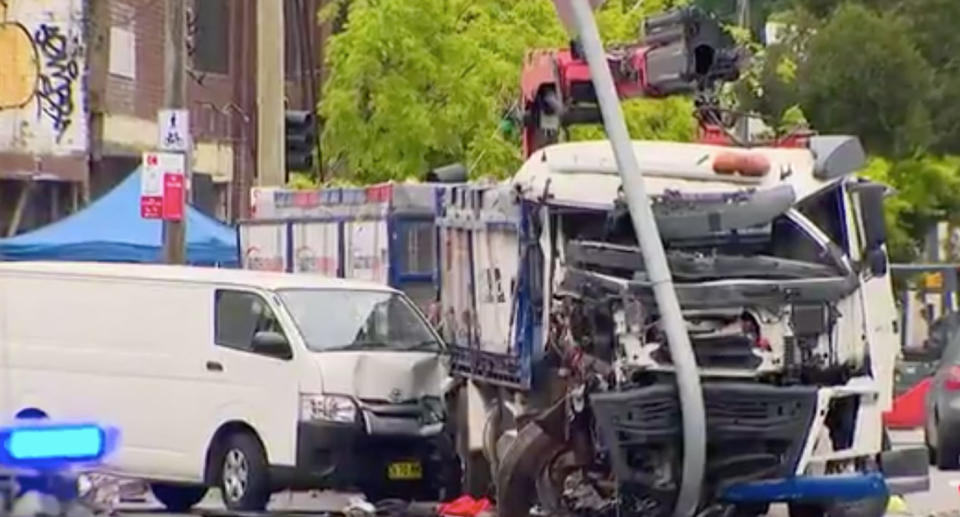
[252,331,292,359]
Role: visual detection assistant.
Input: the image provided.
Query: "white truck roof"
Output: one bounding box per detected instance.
[513,139,863,208]
[0,261,396,292]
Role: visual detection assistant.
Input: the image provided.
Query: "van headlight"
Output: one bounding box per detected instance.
[299,394,358,424]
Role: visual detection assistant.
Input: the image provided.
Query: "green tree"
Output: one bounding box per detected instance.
[320,0,693,183]
[795,4,934,157]
[861,155,960,262]
[902,0,960,154]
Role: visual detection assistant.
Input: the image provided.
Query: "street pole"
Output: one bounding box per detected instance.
[736,0,751,142]
[162,0,187,264]
[566,1,705,516]
[257,0,285,187]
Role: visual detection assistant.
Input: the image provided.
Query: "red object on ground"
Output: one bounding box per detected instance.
[883,377,932,429]
[438,495,492,517]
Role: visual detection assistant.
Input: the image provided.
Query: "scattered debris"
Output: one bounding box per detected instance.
[343,495,377,517]
[887,495,909,515]
[438,495,493,517]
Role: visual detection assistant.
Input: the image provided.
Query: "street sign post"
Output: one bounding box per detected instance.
[158,109,190,152]
[140,153,163,219]
[141,151,186,222]
[162,170,185,221]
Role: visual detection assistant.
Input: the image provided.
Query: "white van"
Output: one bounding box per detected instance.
[0,262,459,511]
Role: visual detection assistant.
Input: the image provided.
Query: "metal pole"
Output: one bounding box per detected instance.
[566,2,705,516]
[257,0,286,187]
[735,0,751,142]
[163,0,186,264]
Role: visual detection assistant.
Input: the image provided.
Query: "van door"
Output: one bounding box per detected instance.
[193,289,301,478]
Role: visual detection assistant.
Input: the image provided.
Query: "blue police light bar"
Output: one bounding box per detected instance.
[0,424,116,468]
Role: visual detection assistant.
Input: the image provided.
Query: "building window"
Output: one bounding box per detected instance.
[193,0,229,74]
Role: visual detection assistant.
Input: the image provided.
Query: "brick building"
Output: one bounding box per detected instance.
[0,0,324,236]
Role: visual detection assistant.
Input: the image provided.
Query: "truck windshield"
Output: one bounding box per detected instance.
[278,289,442,353]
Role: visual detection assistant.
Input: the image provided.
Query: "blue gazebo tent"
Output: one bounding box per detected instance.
[0,169,238,266]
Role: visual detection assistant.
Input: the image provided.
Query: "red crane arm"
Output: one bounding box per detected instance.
[520,44,665,158]
[516,7,783,158]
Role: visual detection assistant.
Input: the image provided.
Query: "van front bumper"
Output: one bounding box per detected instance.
[270,420,458,499]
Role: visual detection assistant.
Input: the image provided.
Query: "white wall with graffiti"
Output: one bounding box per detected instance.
[0,0,87,155]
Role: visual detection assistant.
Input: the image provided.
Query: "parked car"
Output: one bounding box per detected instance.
[925,327,960,469]
[0,262,459,511]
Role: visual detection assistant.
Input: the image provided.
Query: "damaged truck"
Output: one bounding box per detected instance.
[443,136,926,517]
[441,6,929,517]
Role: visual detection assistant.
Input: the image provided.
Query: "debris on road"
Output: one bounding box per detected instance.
[342,496,376,517]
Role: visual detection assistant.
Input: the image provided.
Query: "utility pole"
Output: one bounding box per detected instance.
[162,0,187,264]
[257,0,285,186]
[564,1,705,516]
[735,0,751,142]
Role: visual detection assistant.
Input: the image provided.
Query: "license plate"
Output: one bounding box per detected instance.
[387,460,423,480]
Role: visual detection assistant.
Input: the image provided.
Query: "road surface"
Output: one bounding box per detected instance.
[117,430,956,517]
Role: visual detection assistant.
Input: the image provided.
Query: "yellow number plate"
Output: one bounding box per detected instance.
[387,460,423,480]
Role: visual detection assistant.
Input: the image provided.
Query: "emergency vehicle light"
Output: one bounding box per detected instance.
[0,424,111,465]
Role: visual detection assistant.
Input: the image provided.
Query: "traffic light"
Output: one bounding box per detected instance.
[285,110,316,174]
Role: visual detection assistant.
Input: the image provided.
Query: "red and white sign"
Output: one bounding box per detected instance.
[162,173,184,221]
[141,151,185,221]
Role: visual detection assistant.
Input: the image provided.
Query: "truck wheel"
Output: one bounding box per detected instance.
[218,432,270,511]
[151,483,207,512]
[496,423,566,517]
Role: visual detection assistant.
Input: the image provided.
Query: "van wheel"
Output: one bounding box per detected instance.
[151,483,207,512]
[218,432,270,511]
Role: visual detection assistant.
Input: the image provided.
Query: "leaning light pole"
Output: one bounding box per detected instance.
[552,1,706,516]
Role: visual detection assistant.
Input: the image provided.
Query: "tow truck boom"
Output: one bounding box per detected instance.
[519,7,741,158]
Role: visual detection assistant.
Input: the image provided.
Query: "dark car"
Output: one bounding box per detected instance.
[924,327,960,469]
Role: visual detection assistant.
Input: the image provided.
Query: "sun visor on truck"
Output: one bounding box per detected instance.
[649,183,796,240]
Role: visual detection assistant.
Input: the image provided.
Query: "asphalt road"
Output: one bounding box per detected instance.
[118,430,958,517]
[894,429,958,517]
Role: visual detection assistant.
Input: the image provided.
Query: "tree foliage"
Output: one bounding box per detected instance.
[320,0,960,262]
[727,0,960,259]
[320,0,691,183]
[798,4,933,157]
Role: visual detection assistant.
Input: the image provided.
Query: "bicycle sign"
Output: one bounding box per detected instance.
[158,109,190,152]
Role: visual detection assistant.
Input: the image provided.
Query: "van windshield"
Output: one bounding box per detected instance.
[278,289,442,353]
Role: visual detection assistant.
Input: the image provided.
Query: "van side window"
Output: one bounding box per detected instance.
[215,290,287,354]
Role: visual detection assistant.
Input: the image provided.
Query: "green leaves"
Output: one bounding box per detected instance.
[320,0,694,182]
[798,4,934,158]
[724,0,960,260]
[860,156,960,262]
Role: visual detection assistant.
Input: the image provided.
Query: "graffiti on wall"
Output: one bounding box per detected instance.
[0,0,87,154]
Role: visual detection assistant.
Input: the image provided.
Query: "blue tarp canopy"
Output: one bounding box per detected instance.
[0,169,239,266]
